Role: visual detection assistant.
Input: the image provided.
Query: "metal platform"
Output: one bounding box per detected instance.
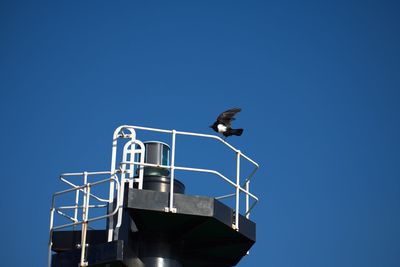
[51,188,255,266]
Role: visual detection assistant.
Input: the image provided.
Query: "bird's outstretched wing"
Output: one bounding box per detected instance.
[217,108,241,127]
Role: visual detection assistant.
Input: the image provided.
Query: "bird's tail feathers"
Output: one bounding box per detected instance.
[230,128,243,136]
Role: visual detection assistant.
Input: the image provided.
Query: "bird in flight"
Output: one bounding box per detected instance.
[210,108,243,138]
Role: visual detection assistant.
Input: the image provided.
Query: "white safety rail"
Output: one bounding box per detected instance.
[110,125,260,233]
[49,125,259,267]
[48,172,121,267]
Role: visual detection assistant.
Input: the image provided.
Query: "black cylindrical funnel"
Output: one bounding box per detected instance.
[142,176,185,194]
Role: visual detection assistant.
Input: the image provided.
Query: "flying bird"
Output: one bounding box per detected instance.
[210,108,244,138]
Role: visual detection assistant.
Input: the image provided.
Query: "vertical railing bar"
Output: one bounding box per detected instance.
[113,162,126,237]
[82,172,88,224]
[137,141,145,190]
[48,229,53,267]
[107,127,121,242]
[127,143,134,188]
[235,151,241,230]
[73,189,80,230]
[169,130,177,212]
[245,180,250,219]
[80,172,89,266]
[80,184,90,267]
[115,140,130,233]
[48,194,56,267]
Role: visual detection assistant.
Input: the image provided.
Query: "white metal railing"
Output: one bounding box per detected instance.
[48,172,120,267]
[109,125,259,233]
[48,125,259,267]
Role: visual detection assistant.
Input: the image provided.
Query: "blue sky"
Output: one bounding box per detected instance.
[1,1,400,266]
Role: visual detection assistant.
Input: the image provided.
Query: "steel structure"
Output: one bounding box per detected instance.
[48,125,260,267]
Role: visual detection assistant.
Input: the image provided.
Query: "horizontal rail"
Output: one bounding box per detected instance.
[116,125,172,135]
[57,204,107,210]
[60,178,110,203]
[51,201,120,231]
[55,209,98,230]
[60,171,112,177]
[56,209,78,222]
[215,193,236,200]
[117,125,259,169]
[51,176,120,231]
[215,194,258,215]
[53,177,115,197]
[214,193,259,216]
[175,130,259,168]
[120,161,259,203]
[178,164,258,201]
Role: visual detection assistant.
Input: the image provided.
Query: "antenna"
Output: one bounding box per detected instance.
[48,125,259,267]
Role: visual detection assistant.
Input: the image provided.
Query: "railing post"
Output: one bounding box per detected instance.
[108,127,125,241]
[108,131,119,241]
[137,141,145,190]
[73,189,79,229]
[245,180,250,219]
[48,229,53,267]
[235,150,241,230]
[80,184,90,267]
[168,130,177,213]
[48,195,55,267]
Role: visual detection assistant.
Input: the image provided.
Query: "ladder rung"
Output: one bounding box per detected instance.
[125,149,143,153]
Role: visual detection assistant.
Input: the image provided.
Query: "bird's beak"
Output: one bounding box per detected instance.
[209,125,213,128]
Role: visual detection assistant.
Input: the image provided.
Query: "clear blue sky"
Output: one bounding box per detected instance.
[1,1,399,266]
